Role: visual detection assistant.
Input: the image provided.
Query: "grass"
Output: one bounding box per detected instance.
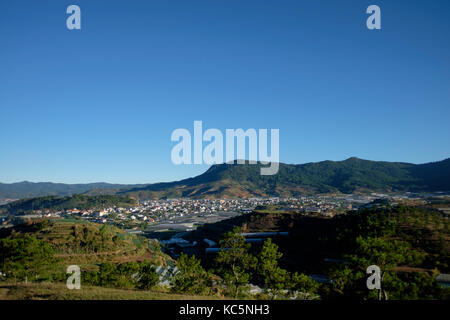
[0,282,221,300]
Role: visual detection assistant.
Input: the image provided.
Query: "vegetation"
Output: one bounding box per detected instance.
[255,238,319,299]
[0,219,170,283]
[137,262,160,289]
[182,204,450,300]
[170,228,317,300]
[0,204,449,300]
[0,282,217,300]
[0,219,154,258]
[215,227,258,298]
[122,158,450,199]
[79,261,159,290]
[318,205,450,300]
[171,253,214,295]
[0,194,138,215]
[0,235,55,281]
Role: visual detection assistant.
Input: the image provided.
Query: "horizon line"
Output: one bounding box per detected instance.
[1,156,449,186]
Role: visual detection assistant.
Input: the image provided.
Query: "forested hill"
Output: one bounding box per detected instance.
[1,158,450,201]
[0,195,138,215]
[120,158,450,199]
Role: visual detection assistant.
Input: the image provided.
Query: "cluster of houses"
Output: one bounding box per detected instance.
[63,196,359,225]
[10,192,443,229]
[2,196,372,229]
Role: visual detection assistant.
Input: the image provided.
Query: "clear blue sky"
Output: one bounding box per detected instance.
[0,0,449,184]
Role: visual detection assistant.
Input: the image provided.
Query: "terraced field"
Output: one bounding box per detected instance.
[0,218,171,273]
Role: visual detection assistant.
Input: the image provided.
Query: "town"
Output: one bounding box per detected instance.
[4,192,449,234]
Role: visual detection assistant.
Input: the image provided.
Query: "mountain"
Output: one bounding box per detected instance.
[1,158,450,201]
[119,158,450,199]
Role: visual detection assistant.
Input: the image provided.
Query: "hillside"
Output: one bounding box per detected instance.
[0,218,169,266]
[0,194,138,215]
[120,158,450,199]
[0,219,217,300]
[183,205,450,299]
[0,219,174,298]
[1,207,449,300]
[188,206,450,272]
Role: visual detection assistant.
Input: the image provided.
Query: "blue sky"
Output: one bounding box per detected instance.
[0,0,449,184]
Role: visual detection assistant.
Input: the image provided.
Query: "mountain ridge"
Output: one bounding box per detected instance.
[118,157,450,199]
[1,157,450,201]
[0,181,146,201]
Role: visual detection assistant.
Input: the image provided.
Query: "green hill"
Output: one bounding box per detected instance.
[0,194,138,215]
[0,218,169,266]
[0,219,220,300]
[120,158,450,199]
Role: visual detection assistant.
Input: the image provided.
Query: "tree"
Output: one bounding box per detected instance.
[172,253,212,295]
[138,262,159,290]
[0,235,55,281]
[258,238,289,298]
[345,236,425,300]
[97,263,120,287]
[290,272,320,299]
[215,227,257,298]
[257,239,319,299]
[382,271,445,300]
[326,265,366,299]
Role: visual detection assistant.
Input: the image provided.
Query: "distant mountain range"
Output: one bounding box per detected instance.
[1,158,450,201]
